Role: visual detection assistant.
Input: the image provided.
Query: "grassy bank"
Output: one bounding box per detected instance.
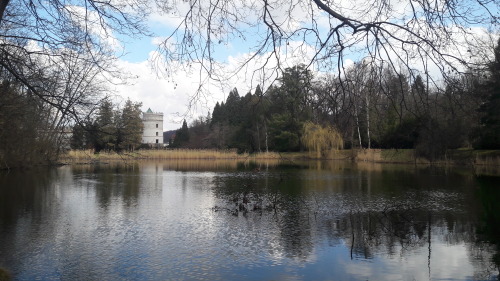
[61,149,282,163]
[337,148,500,166]
[61,148,500,167]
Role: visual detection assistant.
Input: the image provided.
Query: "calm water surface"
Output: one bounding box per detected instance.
[0,160,499,280]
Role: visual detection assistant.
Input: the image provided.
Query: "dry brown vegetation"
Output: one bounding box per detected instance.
[62,149,282,162]
[61,148,500,168]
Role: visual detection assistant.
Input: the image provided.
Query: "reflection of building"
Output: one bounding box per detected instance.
[141,162,164,192]
[142,108,163,145]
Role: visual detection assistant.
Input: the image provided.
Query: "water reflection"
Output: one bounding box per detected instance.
[476,176,500,278]
[209,162,499,280]
[0,161,498,280]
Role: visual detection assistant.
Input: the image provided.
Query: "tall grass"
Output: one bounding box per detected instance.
[61,148,500,167]
[62,149,281,162]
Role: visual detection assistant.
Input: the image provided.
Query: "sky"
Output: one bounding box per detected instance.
[111,20,262,131]
[107,1,499,132]
[108,2,352,131]
[111,33,217,131]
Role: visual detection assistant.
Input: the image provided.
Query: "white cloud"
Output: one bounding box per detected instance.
[113,37,323,131]
[114,22,497,132]
[151,36,166,46]
[113,52,229,131]
[65,5,122,51]
[114,0,498,131]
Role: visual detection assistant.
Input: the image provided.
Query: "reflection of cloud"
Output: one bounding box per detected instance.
[3,163,498,280]
[341,235,476,280]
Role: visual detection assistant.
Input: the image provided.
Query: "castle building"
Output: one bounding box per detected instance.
[142,108,163,145]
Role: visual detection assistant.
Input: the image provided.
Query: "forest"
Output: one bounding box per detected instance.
[2,39,499,168]
[170,39,500,161]
[69,99,144,153]
[0,0,497,169]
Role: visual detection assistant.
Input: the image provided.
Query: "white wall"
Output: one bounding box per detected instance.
[142,112,163,144]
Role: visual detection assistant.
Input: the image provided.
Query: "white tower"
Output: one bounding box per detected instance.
[142,108,163,145]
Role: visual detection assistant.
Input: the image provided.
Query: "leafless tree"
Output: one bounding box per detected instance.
[156,0,498,96]
[0,0,154,119]
[0,0,149,166]
[1,0,497,109]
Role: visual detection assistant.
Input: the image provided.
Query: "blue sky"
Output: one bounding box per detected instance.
[109,2,499,131]
[111,14,315,131]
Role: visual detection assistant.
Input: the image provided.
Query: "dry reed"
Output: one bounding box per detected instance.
[61,148,500,166]
[61,149,281,162]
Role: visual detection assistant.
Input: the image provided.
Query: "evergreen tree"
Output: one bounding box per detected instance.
[477,39,500,149]
[70,124,86,149]
[172,120,190,147]
[268,112,301,151]
[229,91,255,152]
[211,102,221,126]
[225,88,241,125]
[119,99,144,151]
[266,65,313,151]
[272,64,313,122]
[94,99,116,152]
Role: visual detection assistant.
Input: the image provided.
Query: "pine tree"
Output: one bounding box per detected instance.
[172,120,190,147]
[119,99,144,151]
[477,39,500,149]
[211,102,221,125]
[70,124,86,149]
[95,99,116,152]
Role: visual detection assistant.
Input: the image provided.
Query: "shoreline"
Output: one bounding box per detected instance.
[2,149,498,176]
[60,148,500,166]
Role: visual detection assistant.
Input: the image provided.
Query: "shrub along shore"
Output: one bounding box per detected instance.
[61,148,500,166]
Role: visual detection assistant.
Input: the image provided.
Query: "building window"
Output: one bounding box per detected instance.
[156,124,158,128]
[156,139,159,143]
[156,132,158,136]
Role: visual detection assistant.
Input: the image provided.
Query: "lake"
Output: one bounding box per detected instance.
[0,160,499,280]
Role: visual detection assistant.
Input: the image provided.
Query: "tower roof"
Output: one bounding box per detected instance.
[146,108,153,113]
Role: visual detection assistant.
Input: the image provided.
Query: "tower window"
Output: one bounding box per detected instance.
[156,132,158,136]
[156,124,158,128]
[156,139,159,143]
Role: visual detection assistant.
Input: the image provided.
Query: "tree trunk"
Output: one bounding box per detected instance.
[366,94,371,149]
[264,122,269,153]
[256,122,261,152]
[354,103,362,148]
[0,0,10,25]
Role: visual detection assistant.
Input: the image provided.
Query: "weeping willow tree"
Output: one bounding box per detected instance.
[302,122,343,158]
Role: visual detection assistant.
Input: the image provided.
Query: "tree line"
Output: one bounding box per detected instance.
[70,99,144,153]
[171,39,500,160]
[0,52,107,168]
[0,0,496,169]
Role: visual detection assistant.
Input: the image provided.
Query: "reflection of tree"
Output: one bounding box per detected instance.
[277,198,314,261]
[211,168,316,260]
[475,176,500,279]
[73,164,141,208]
[159,159,282,172]
[0,167,72,276]
[344,206,430,260]
[209,162,499,278]
[0,168,55,229]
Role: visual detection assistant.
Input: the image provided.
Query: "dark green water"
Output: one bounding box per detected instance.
[0,160,499,280]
